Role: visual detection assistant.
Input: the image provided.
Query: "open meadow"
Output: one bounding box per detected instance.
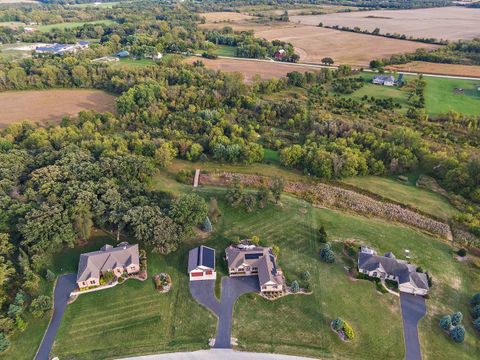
[0,89,116,127]
[290,6,480,41]
[35,20,115,32]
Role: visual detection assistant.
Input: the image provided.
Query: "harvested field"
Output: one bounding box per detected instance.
[254,25,438,66]
[387,61,480,78]
[290,7,480,41]
[200,11,257,23]
[0,89,116,127]
[185,57,316,83]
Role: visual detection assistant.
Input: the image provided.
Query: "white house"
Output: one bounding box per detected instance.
[358,246,429,296]
[372,75,395,86]
[188,245,216,281]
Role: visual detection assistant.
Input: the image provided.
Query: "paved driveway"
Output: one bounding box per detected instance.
[35,273,77,360]
[399,293,427,360]
[189,276,259,348]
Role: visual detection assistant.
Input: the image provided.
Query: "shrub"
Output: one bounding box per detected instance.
[301,271,311,281]
[318,225,328,243]
[0,332,10,353]
[449,325,465,343]
[472,304,480,319]
[118,276,125,284]
[439,315,452,331]
[343,321,355,340]
[29,296,52,318]
[290,280,300,293]
[320,244,335,263]
[331,317,344,331]
[451,312,463,326]
[457,248,467,257]
[202,217,213,232]
[471,292,480,307]
[251,236,260,246]
[473,318,480,331]
[45,269,56,282]
[175,169,191,184]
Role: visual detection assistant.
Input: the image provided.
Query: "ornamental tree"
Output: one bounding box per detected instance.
[290,280,300,293]
[472,304,480,320]
[471,292,480,307]
[451,312,463,326]
[439,315,452,331]
[331,318,344,331]
[449,325,465,343]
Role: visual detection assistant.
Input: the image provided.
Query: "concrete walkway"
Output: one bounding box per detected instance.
[189,276,259,348]
[399,293,427,360]
[118,349,317,360]
[35,273,77,360]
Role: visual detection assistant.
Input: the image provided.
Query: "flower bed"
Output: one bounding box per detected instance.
[153,273,172,293]
[331,317,355,342]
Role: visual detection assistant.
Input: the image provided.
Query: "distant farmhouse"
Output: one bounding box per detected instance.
[226,243,285,293]
[358,246,429,296]
[372,73,404,87]
[188,245,217,281]
[274,49,286,60]
[35,41,89,55]
[76,243,140,289]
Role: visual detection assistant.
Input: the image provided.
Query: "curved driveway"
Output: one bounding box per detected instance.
[35,273,77,360]
[399,293,427,360]
[189,276,259,348]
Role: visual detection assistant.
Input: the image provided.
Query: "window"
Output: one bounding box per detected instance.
[372,272,377,277]
[90,280,96,285]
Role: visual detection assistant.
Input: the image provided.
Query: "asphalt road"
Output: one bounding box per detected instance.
[189,276,259,348]
[399,293,427,360]
[34,273,77,360]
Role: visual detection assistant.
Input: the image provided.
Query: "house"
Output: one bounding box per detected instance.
[35,42,89,55]
[225,244,285,293]
[358,246,429,296]
[274,49,286,60]
[23,27,36,33]
[188,245,216,281]
[372,75,395,86]
[76,242,140,289]
[116,50,130,58]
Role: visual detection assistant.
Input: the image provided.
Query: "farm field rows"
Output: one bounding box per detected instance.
[0,89,116,127]
[387,61,480,79]
[290,6,480,41]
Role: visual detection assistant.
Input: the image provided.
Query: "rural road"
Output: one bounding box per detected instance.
[399,293,427,360]
[34,273,77,360]
[189,276,260,348]
[117,349,316,360]
[205,55,480,81]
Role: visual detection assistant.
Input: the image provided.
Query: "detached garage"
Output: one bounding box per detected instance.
[188,245,216,281]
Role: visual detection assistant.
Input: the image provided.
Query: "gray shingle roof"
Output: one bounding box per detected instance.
[76,243,139,282]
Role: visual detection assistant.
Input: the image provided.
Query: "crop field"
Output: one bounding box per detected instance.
[254,25,438,67]
[200,11,257,23]
[387,61,480,79]
[36,20,115,32]
[184,57,316,83]
[0,89,116,127]
[290,7,480,42]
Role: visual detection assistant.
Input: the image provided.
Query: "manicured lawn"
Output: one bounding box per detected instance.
[51,233,215,360]
[424,77,480,117]
[111,58,157,68]
[213,45,237,57]
[36,20,115,32]
[341,176,458,221]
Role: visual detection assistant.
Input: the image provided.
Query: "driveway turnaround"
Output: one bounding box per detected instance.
[118,349,315,360]
[399,293,427,360]
[35,273,77,360]
[189,276,259,348]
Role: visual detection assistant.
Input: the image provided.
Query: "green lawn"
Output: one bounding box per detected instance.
[341,176,458,221]
[263,149,280,164]
[213,45,237,57]
[111,58,158,68]
[424,77,480,117]
[36,20,115,32]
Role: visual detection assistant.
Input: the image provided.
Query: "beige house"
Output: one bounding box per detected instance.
[76,242,140,289]
[225,244,285,293]
[358,246,429,296]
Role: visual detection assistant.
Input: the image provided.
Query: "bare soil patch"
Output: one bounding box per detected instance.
[0,89,116,127]
[185,57,315,83]
[200,12,257,23]
[387,61,480,78]
[290,7,480,41]
[254,25,438,67]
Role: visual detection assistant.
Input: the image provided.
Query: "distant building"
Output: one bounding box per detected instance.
[188,245,216,281]
[274,48,286,60]
[35,42,89,55]
[372,75,395,86]
[116,50,130,58]
[226,244,285,293]
[358,246,429,296]
[146,52,163,60]
[76,243,140,290]
[23,27,36,33]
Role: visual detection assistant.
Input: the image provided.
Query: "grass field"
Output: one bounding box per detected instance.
[0,89,116,127]
[341,176,458,221]
[36,20,115,32]
[424,77,480,117]
[213,45,237,57]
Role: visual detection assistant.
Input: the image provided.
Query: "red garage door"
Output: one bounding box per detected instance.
[191,271,204,277]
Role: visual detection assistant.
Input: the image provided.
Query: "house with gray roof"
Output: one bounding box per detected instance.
[358,246,429,296]
[188,245,216,281]
[225,244,285,293]
[76,242,140,289]
[372,75,395,86]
